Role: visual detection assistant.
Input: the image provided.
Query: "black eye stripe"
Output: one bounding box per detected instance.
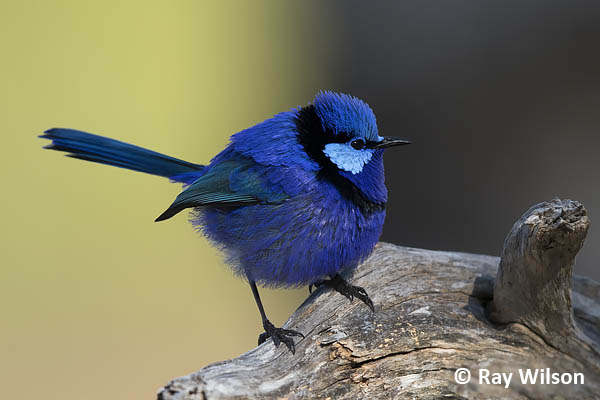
[350,139,365,150]
[294,105,385,215]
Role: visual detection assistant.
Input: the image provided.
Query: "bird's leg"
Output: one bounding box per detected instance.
[249,280,304,354]
[310,274,375,312]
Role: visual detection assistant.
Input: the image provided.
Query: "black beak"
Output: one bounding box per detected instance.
[373,137,412,149]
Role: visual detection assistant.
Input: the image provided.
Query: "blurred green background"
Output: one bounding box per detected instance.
[0,2,333,399]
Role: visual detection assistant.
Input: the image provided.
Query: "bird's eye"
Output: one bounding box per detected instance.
[350,139,366,150]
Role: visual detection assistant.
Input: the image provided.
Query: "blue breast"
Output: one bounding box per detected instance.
[193,168,386,287]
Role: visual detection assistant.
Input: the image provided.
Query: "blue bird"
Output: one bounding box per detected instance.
[40,91,410,353]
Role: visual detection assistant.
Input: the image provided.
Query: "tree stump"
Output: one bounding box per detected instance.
[158,199,600,399]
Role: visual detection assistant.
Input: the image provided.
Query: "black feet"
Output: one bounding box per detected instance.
[258,320,304,354]
[310,274,375,312]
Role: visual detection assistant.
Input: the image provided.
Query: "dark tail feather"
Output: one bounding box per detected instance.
[155,203,189,222]
[40,128,204,178]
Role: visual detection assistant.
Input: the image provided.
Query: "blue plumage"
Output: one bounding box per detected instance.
[313,91,381,141]
[41,91,410,353]
[40,128,204,178]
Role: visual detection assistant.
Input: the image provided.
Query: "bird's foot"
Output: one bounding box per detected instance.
[258,320,304,354]
[310,274,375,312]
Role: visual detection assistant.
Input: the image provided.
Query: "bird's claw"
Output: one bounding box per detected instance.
[313,274,375,312]
[309,279,325,294]
[258,320,304,354]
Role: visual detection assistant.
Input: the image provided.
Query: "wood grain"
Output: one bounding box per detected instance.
[158,199,600,399]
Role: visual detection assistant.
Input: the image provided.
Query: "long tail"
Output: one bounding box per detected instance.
[40,128,204,178]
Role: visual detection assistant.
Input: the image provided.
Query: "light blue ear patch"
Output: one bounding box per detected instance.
[323,143,374,174]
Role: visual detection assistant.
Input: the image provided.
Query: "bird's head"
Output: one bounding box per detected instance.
[296,91,410,175]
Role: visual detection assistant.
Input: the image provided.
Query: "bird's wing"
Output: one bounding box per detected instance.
[155,157,289,221]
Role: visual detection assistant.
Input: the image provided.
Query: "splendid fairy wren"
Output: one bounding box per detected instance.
[40,91,410,353]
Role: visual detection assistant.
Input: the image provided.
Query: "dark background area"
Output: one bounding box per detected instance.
[328,0,600,280]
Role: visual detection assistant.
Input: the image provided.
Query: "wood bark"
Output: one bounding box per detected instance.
[158,199,600,399]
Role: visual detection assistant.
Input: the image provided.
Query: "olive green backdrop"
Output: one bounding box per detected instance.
[0,2,333,399]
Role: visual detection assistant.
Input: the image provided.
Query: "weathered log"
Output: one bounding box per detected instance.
[489,199,599,369]
[158,199,600,399]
